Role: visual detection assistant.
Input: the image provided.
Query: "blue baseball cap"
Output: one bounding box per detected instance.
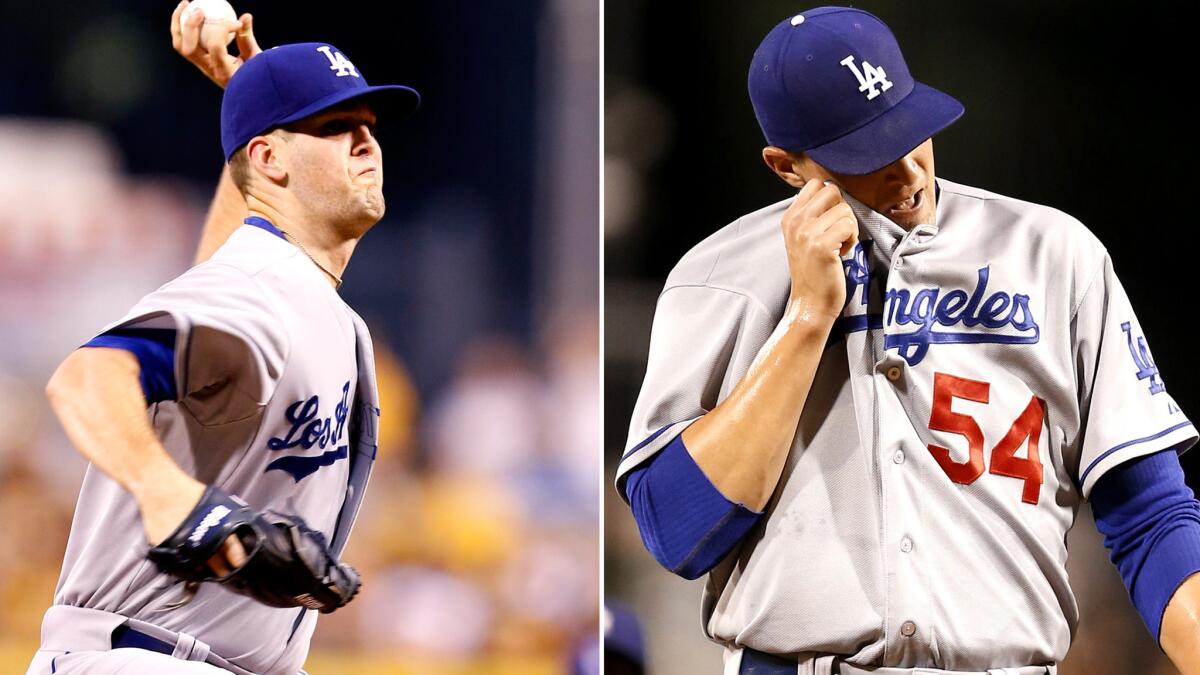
[748,7,963,175]
[220,42,421,160]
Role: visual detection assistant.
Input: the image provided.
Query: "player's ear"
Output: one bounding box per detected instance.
[247,135,287,184]
[762,146,810,189]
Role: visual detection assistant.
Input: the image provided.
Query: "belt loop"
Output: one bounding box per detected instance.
[171,633,196,660]
[814,654,835,675]
[171,632,212,662]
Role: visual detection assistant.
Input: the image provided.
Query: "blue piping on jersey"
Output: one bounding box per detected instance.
[244,216,287,241]
[621,423,673,460]
[1080,421,1195,487]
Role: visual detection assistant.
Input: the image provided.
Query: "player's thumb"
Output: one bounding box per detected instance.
[838,216,859,257]
[236,14,262,60]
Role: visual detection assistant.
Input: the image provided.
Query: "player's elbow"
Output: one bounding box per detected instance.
[45,348,138,414]
[45,351,88,411]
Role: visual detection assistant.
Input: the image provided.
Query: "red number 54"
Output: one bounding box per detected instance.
[927,372,1045,505]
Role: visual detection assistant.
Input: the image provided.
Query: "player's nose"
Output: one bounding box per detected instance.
[884,149,924,184]
[351,125,378,156]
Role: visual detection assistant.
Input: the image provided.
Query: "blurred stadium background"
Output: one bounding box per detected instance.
[0,0,598,673]
[605,1,1192,673]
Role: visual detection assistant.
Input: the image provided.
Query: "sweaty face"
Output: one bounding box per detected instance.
[824,138,937,229]
[281,101,385,232]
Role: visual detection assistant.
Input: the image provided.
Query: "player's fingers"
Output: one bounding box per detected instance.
[170,1,187,52]
[784,178,824,217]
[235,14,262,60]
[832,215,859,256]
[207,550,231,577]
[801,182,847,221]
[180,6,203,56]
[225,535,248,569]
[816,202,855,232]
[206,536,248,577]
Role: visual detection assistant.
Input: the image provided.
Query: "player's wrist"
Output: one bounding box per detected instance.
[784,293,842,332]
[134,472,207,543]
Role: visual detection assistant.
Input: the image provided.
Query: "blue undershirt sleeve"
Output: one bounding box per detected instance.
[1089,448,1200,642]
[82,328,179,404]
[623,434,763,580]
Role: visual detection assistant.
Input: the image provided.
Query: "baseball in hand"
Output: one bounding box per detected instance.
[181,0,238,46]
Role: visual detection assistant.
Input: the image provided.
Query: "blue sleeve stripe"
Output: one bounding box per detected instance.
[1080,421,1194,487]
[1090,449,1200,640]
[622,423,673,460]
[83,329,178,403]
[625,434,762,579]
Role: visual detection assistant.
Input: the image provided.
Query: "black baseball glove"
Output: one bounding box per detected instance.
[148,486,360,613]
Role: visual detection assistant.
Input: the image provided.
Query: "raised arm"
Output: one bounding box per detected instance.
[169,0,262,264]
[680,179,857,511]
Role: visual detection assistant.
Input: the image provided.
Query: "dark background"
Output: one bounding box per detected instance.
[605,2,1192,673]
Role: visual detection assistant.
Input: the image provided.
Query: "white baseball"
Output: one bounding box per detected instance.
[181,0,238,46]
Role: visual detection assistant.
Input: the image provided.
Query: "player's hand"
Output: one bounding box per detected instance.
[170,0,262,90]
[781,178,858,323]
[138,475,246,576]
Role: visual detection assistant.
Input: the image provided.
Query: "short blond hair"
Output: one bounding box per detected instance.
[226,129,290,195]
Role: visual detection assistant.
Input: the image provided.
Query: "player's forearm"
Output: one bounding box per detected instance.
[1161,572,1200,674]
[682,299,834,511]
[46,348,200,508]
[194,164,247,265]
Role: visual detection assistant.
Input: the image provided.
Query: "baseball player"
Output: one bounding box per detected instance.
[618,7,1200,674]
[26,8,419,674]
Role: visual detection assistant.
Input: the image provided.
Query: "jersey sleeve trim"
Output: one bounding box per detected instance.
[1080,421,1199,497]
[83,329,178,404]
[615,418,700,502]
[625,434,763,579]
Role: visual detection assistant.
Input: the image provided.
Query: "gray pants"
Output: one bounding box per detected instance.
[28,605,267,675]
[28,648,231,674]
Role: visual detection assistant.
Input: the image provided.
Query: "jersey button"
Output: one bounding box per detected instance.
[900,537,913,553]
[893,450,905,464]
[886,366,902,382]
[900,621,917,637]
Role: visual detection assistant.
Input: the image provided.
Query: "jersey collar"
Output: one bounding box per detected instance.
[243,216,287,241]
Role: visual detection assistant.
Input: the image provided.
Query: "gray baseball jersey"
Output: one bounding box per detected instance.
[31,224,381,675]
[617,177,1196,670]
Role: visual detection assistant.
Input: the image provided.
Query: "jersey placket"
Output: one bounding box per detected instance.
[876,222,939,665]
[841,205,939,665]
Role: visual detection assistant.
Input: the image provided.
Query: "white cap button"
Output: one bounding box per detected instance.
[791,14,805,26]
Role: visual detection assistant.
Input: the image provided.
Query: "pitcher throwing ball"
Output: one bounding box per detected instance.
[27,7,419,674]
[618,7,1200,674]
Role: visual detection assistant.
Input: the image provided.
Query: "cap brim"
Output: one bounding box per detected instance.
[274,84,422,129]
[806,82,963,176]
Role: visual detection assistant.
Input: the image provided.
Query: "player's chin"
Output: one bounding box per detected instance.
[361,192,386,223]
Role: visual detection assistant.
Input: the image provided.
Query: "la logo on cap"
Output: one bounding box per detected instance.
[840,55,892,101]
[317,45,359,78]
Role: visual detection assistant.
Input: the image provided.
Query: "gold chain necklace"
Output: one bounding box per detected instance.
[280,230,343,289]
